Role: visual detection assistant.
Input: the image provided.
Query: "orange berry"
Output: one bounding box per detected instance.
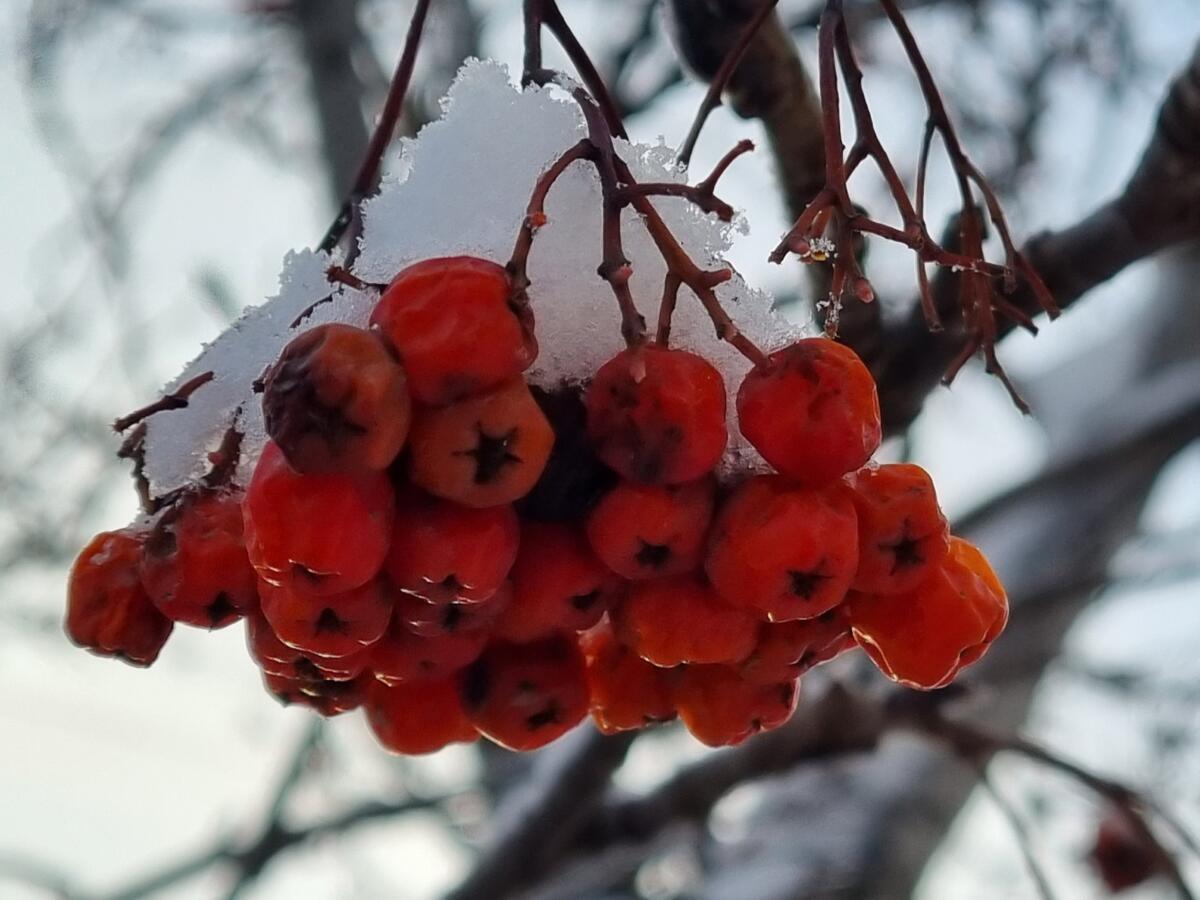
[737,338,880,485]
[612,575,758,667]
[586,478,714,580]
[674,664,799,747]
[705,475,858,621]
[460,637,589,751]
[579,619,676,733]
[586,345,727,484]
[370,256,536,405]
[365,676,478,755]
[408,379,555,508]
[139,490,257,629]
[66,528,173,666]
[846,464,949,595]
[262,323,411,473]
[847,537,1008,689]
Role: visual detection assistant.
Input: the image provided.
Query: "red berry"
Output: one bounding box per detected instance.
[66,528,173,666]
[246,610,302,676]
[586,478,714,580]
[304,644,374,681]
[846,464,950,595]
[385,488,519,603]
[612,575,758,667]
[846,537,1008,689]
[393,586,511,637]
[739,609,854,685]
[365,676,478,755]
[243,441,394,594]
[262,323,411,474]
[139,491,257,629]
[1089,809,1160,893]
[460,637,589,751]
[370,256,536,405]
[261,669,367,716]
[258,577,393,658]
[737,338,881,485]
[674,664,798,747]
[586,345,727,484]
[408,379,555,508]
[495,522,620,642]
[579,619,676,733]
[371,614,487,684]
[705,476,858,622]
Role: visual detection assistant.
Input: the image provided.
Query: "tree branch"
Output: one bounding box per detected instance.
[443,728,637,900]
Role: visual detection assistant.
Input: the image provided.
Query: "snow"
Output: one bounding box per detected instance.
[127,59,798,500]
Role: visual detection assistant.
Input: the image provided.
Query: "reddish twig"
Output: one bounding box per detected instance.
[318,0,433,257]
[112,370,214,433]
[769,0,1058,408]
[523,0,628,140]
[518,10,766,361]
[614,139,755,222]
[677,0,781,167]
[507,138,597,318]
[613,156,765,365]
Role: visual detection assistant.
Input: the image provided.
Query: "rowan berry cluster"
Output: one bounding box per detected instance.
[68,254,1008,752]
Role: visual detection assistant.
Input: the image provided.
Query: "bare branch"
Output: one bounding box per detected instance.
[444,729,637,900]
[876,41,1200,431]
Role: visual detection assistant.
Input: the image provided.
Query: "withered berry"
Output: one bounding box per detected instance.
[67,528,173,666]
[263,323,411,474]
[847,537,1008,689]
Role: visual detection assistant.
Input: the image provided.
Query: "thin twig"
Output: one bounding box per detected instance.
[975,763,1056,900]
[677,0,781,167]
[318,0,433,256]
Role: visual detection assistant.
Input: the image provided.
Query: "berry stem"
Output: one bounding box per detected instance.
[518,3,766,361]
[508,138,597,316]
[613,156,767,367]
[113,371,214,433]
[522,0,628,140]
[614,139,755,223]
